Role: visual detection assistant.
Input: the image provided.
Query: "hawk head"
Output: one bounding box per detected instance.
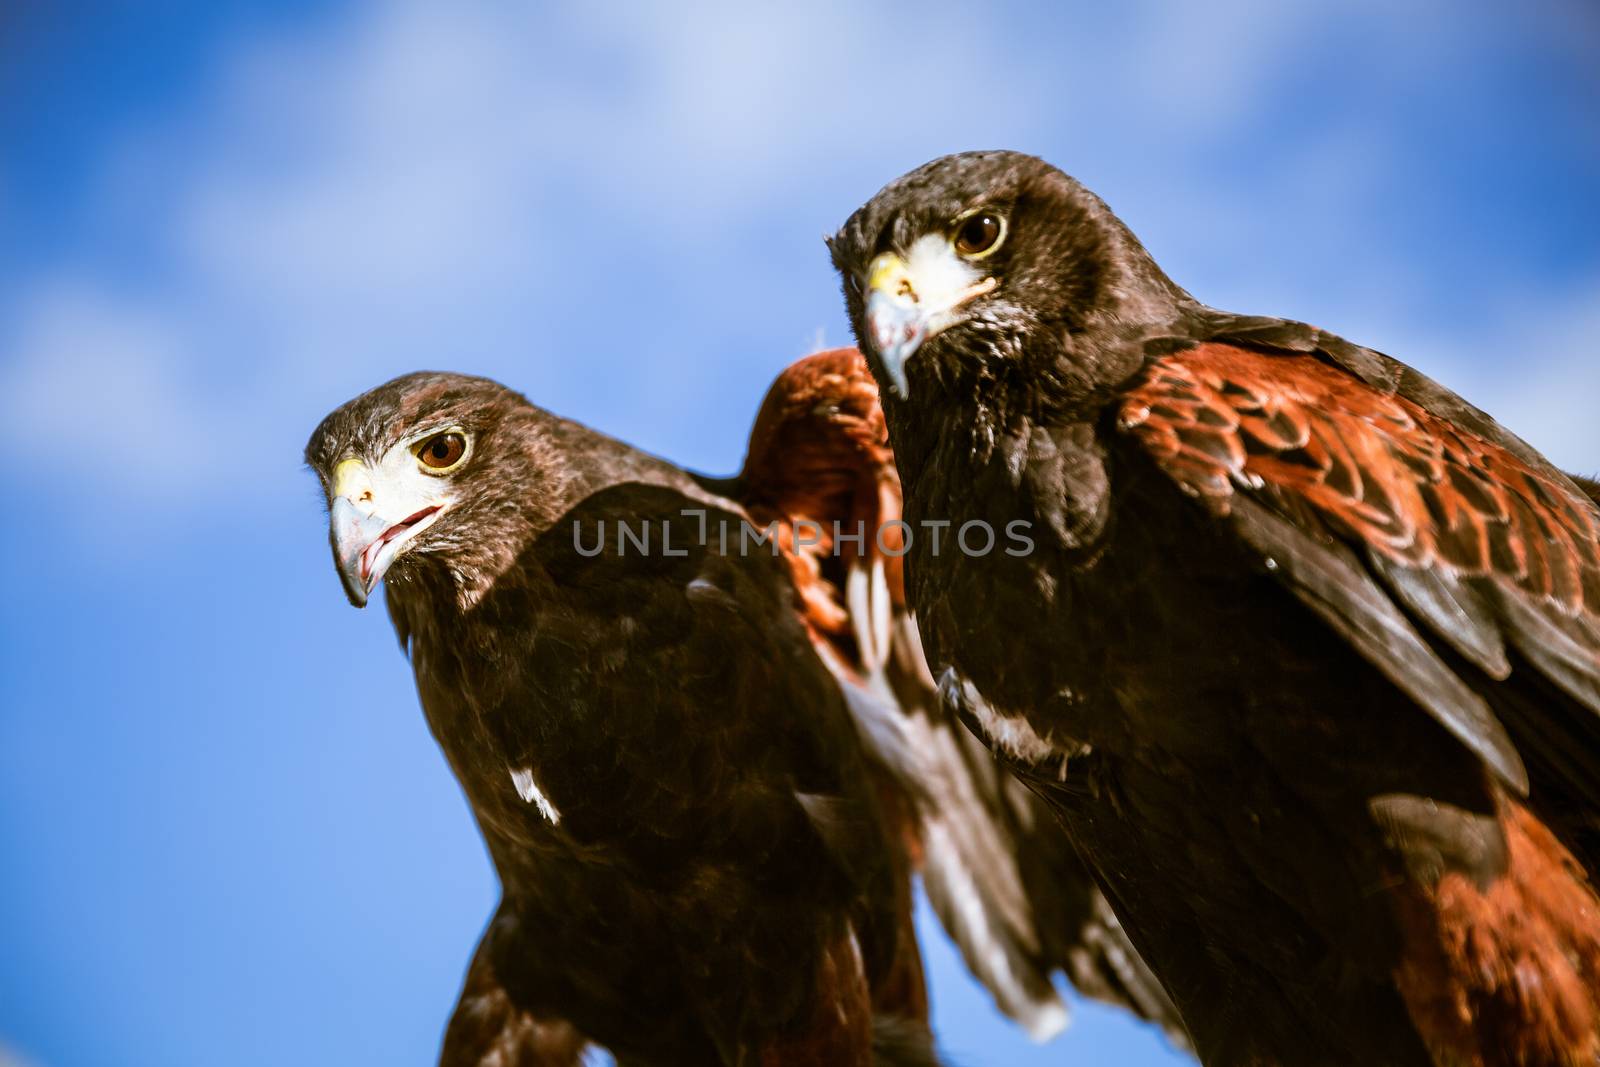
[304,371,560,607]
[827,150,1186,401]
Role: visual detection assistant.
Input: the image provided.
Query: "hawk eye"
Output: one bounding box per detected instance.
[954,211,1005,259]
[416,431,468,473]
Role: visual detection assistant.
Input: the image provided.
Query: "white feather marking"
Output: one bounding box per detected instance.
[846,563,876,668]
[869,559,891,668]
[896,612,939,689]
[508,766,561,825]
[922,815,1071,1042]
[845,559,894,673]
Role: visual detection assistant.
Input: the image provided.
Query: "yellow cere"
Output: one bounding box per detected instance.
[332,458,371,500]
[867,253,912,297]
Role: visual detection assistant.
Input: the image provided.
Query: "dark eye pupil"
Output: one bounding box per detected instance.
[421,433,464,468]
[958,214,1000,253]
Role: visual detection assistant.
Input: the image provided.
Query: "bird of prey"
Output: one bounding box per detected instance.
[718,346,1189,1049]
[305,372,937,1067]
[829,151,1600,1066]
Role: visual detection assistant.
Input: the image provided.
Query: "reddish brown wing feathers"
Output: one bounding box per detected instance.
[1120,344,1600,615]
[1395,800,1600,1067]
[740,346,904,658]
[1121,343,1600,746]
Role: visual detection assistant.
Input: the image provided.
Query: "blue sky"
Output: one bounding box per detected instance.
[1,3,1595,1065]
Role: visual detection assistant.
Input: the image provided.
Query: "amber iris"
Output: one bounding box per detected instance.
[419,432,466,470]
[955,212,1003,257]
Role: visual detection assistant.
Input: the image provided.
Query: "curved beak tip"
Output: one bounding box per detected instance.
[337,557,371,608]
[865,288,924,399]
[329,495,386,609]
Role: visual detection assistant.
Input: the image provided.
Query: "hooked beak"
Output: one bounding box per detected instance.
[863,251,997,399]
[327,460,447,608]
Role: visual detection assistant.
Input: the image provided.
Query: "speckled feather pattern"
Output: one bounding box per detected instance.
[1121,345,1600,617]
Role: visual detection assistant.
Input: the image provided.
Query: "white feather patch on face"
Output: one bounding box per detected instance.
[903,233,988,320]
[333,436,457,529]
[509,766,561,825]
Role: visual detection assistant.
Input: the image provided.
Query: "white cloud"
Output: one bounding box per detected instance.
[1,0,1592,518]
[3,279,227,493]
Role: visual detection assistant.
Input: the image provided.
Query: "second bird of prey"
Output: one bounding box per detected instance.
[308,151,1600,1067]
